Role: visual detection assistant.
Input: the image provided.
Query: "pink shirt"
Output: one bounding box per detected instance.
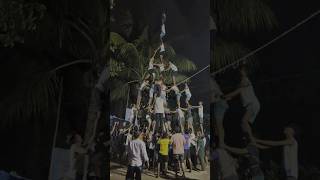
[170,133,186,155]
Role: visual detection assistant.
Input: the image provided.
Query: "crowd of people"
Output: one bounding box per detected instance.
[64,130,108,180]
[212,65,299,180]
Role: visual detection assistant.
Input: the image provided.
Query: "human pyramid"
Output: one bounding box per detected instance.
[110,13,209,179]
[126,13,204,135]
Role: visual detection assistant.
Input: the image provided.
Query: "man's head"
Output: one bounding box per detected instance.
[175,127,181,134]
[199,101,203,106]
[284,124,298,138]
[162,132,168,138]
[133,130,142,139]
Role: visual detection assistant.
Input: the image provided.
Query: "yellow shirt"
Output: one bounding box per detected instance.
[158,138,170,156]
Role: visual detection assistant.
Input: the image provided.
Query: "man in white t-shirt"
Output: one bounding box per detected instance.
[255,125,299,180]
[154,92,167,133]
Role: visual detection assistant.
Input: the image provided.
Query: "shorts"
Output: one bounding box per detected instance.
[158,154,169,163]
[174,154,184,162]
[245,101,260,123]
[214,100,229,121]
[184,149,191,159]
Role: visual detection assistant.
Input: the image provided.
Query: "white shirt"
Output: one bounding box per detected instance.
[161,85,167,99]
[240,77,259,106]
[154,97,165,114]
[169,62,178,72]
[198,105,204,118]
[127,139,149,167]
[284,139,298,178]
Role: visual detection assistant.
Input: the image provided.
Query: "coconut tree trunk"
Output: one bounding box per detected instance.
[81,1,109,178]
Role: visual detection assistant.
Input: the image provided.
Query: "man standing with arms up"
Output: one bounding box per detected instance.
[126,130,149,180]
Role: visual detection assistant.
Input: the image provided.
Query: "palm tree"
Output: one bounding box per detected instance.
[212,0,278,72]
[110,28,197,111]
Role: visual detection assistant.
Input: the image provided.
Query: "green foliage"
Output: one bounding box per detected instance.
[213,39,256,72]
[215,0,277,33]
[2,70,59,125]
[0,0,46,47]
[110,30,197,102]
[212,0,277,73]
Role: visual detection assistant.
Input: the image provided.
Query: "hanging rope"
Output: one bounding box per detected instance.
[212,9,320,76]
[176,65,210,86]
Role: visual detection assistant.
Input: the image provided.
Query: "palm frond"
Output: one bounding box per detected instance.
[216,0,277,33]
[119,43,139,64]
[2,72,60,126]
[110,32,127,49]
[171,55,197,72]
[213,39,256,73]
[174,74,189,84]
[110,80,129,101]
